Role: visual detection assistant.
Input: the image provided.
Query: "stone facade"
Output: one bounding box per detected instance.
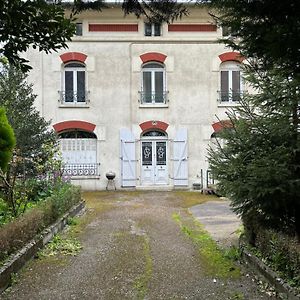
[25,5,245,190]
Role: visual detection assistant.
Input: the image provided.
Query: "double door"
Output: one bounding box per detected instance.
[141,140,168,185]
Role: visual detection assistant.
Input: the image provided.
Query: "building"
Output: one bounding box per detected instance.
[25,3,245,190]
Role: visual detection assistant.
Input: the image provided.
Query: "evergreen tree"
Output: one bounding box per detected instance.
[0,108,15,172]
[0,65,56,177]
[206,0,300,239]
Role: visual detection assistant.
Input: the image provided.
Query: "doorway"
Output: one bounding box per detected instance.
[141,130,168,185]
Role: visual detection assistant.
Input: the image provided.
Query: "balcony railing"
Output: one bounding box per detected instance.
[139,91,168,105]
[62,163,100,177]
[58,90,90,105]
[218,91,243,103]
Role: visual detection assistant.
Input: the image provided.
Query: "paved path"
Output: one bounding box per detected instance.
[189,199,242,248]
[2,192,274,300]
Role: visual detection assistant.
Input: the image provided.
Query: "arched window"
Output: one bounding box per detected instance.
[62,62,86,104]
[141,130,167,137]
[219,61,242,102]
[58,129,98,176]
[141,62,166,104]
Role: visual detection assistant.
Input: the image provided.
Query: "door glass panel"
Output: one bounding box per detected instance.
[154,71,164,103]
[143,72,152,103]
[77,71,86,102]
[220,71,229,102]
[156,142,166,165]
[142,142,152,165]
[65,71,74,102]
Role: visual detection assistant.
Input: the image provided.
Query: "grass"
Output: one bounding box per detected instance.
[172,212,240,279]
[38,234,82,258]
[133,235,153,300]
[174,190,220,208]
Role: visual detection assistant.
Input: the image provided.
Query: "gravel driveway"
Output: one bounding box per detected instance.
[1,191,276,300]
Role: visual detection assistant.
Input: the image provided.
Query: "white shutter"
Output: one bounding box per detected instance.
[173,128,188,186]
[120,128,136,187]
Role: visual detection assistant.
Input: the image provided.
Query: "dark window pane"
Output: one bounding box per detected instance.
[154,23,161,36]
[154,71,164,103]
[65,63,84,68]
[145,23,152,36]
[142,142,152,165]
[156,142,166,165]
[77,71,85,102]
[143,72,152,103]
[65,71,74,102]
[220,71,229,102]
[142,63,162,69]
[75,23,83,36]
[232,71,240,101]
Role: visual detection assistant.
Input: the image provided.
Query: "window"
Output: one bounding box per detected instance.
[75,23,83,36]
[144,23,161,36]
[219,61,242,102]
[58,130,99,177]
[61,62,87,104]
[141,62,167,104]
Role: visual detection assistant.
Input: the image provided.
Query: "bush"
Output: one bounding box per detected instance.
[242,222,300,290]
[0,184,81,262]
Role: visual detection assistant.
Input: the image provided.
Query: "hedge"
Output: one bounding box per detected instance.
[0,184,81,262]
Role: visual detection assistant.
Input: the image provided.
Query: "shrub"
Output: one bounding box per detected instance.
[242,225,300,290]
[0,184,81,262]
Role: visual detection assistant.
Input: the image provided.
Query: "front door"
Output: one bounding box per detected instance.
[141,140,168,185]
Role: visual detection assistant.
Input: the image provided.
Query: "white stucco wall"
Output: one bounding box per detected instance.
[25,6,241,190]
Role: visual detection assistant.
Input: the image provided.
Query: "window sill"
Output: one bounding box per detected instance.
[139,103,169,108]
[217,102,240,108]
[59,103,90,108]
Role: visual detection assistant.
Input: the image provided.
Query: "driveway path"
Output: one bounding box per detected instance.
[2,191,274,300]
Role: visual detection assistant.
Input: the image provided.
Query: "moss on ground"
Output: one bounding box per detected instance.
[172,212,240,279]
[174,191,220,208]
[133,235,153,300]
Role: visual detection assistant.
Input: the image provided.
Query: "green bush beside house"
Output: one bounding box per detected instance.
[0,184,81,263]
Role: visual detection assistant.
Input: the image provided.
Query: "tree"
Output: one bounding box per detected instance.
[0,0,187,72]
[0,65,58,215]
[0,108,15,172]
[206,0,300,240]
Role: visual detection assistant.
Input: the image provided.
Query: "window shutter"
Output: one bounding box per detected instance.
[173,128,188,186]
[120,128,136,187]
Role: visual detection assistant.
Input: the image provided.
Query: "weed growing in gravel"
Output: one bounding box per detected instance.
[172,213,240,279]
[134,236,153,299]
[38,235,82,258]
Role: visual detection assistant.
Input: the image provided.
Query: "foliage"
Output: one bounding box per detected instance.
[206,0,300,239]
[205,0,300,76]
[0,0,187,71]
[0,64,60,217]
[0,183,81,262]
[38,234,82,258]
[244,228,300,291]
[0,108,15,172]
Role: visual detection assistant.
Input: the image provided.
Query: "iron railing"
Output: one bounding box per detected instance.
[218,91,243,103]
[139,91,168,104]
[62,163,100,177]
[58,90,90,104]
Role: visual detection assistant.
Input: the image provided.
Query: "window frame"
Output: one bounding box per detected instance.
[141,62,167,105]
[61,61,88,105]
[219,61,243,103]
[144,23,161,36]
